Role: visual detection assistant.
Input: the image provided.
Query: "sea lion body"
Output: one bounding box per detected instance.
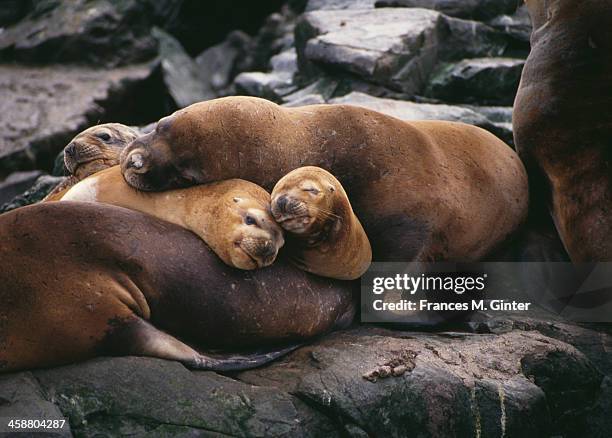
[513,0,612,261]
[61,166,284,270]
[43,123,138,202]
[271,166,371,280]
[121,97,528,262]
[0,202,354,373]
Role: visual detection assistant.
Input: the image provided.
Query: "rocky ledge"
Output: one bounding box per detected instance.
[1,313,610,437]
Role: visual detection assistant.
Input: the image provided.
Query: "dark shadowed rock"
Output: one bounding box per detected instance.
[195,30,253,96]
[237,327,601,437]
[32,357,337,437]
[426,58,525,105]
[375,0,519,22]
[0,0,179,67]
[489,5,532,45]
[439,16,508,60]
[0,170,43,205]
[0,372,72,436]
[153,27,216,108]
[0,174,65,213]
[0,324,604,437]
[0,63,161,175]
[235,49,299,101]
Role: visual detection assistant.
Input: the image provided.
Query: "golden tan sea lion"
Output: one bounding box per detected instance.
[120,96,528,262]
[0,202,355,373]
[60,166,284,270]
[43,124,138,202]
[271,166,371,280]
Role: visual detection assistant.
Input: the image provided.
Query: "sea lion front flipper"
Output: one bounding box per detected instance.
[102,317,301,371]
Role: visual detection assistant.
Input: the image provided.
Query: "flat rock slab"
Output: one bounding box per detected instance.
[330,91,501,133]
[426,57,525,105]
[0,324,606,437]
[298,8,443,95]
[0,63,155,175]
[296,8,508,96]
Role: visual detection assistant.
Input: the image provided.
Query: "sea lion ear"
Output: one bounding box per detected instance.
[328,185,335,192]
[233,197,241,203]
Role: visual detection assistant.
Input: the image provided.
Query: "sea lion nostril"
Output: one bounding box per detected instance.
[65,143,76,157]
[276,195,288,212]
[127,153,144,170]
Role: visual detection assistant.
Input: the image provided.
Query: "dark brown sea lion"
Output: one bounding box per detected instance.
[0,202,354,373]
[120,96,528,262]
[271,166,371,280]
[60,166,284,270]
[513,0,612,262]
[43,123,138,201]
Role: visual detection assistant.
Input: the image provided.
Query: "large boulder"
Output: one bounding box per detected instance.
[153,27,215,108]
[0,174,66,213]
[426,57,525,105]
[0,0,179,67]
[0,62,162,175]
[235,49,299,101]
[0,324,602,437]
[0,170,43,206]
[296,8,508,96]
[305,0,377,10]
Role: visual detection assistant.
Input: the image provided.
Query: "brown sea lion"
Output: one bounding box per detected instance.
[60,166,284,270]
[0,202,355,373]
[271,166,371,280]
[513,0,612,262]
[120,96,528,262]
[43,123,138,202]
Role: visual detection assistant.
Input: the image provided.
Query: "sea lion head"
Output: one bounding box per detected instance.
[121,113,200,191]
[219,184,285,270]
[64,124,138,180]
[271,166,345,238]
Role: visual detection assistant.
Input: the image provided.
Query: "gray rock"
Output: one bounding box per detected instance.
[462,104,514,145]
[297,8,443,96]
[0,372,72,436]
[0,324,604,437]
[306,0,377,10]
[0,0,177,67]
[235,49,299,101]
[238,327,601,437]
[439,16,508,60]
[31,356,336,437]
[0,62,157,174]
[375,0,520,22]
[426,58,525,105]
[330,92,498,132]
[153,27,215,108]
[196,30,252,95]
[283,77,340,105]
[0,170,43,205]
[0,174,66,213]
[296,8,508,96]
[489,5,532,45]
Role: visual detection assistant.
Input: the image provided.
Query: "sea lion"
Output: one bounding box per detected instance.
[0,202,355,373]
[43,123,138,201]
[271,166,371,280]
[513,0,612,262]
[60,166,284,270]
[120,96,528,262]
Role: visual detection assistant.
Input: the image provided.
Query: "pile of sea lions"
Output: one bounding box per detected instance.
[4,0,605,372]
[0,96,528,373]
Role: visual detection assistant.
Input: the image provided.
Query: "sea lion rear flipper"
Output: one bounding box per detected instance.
[103,318,301,371]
